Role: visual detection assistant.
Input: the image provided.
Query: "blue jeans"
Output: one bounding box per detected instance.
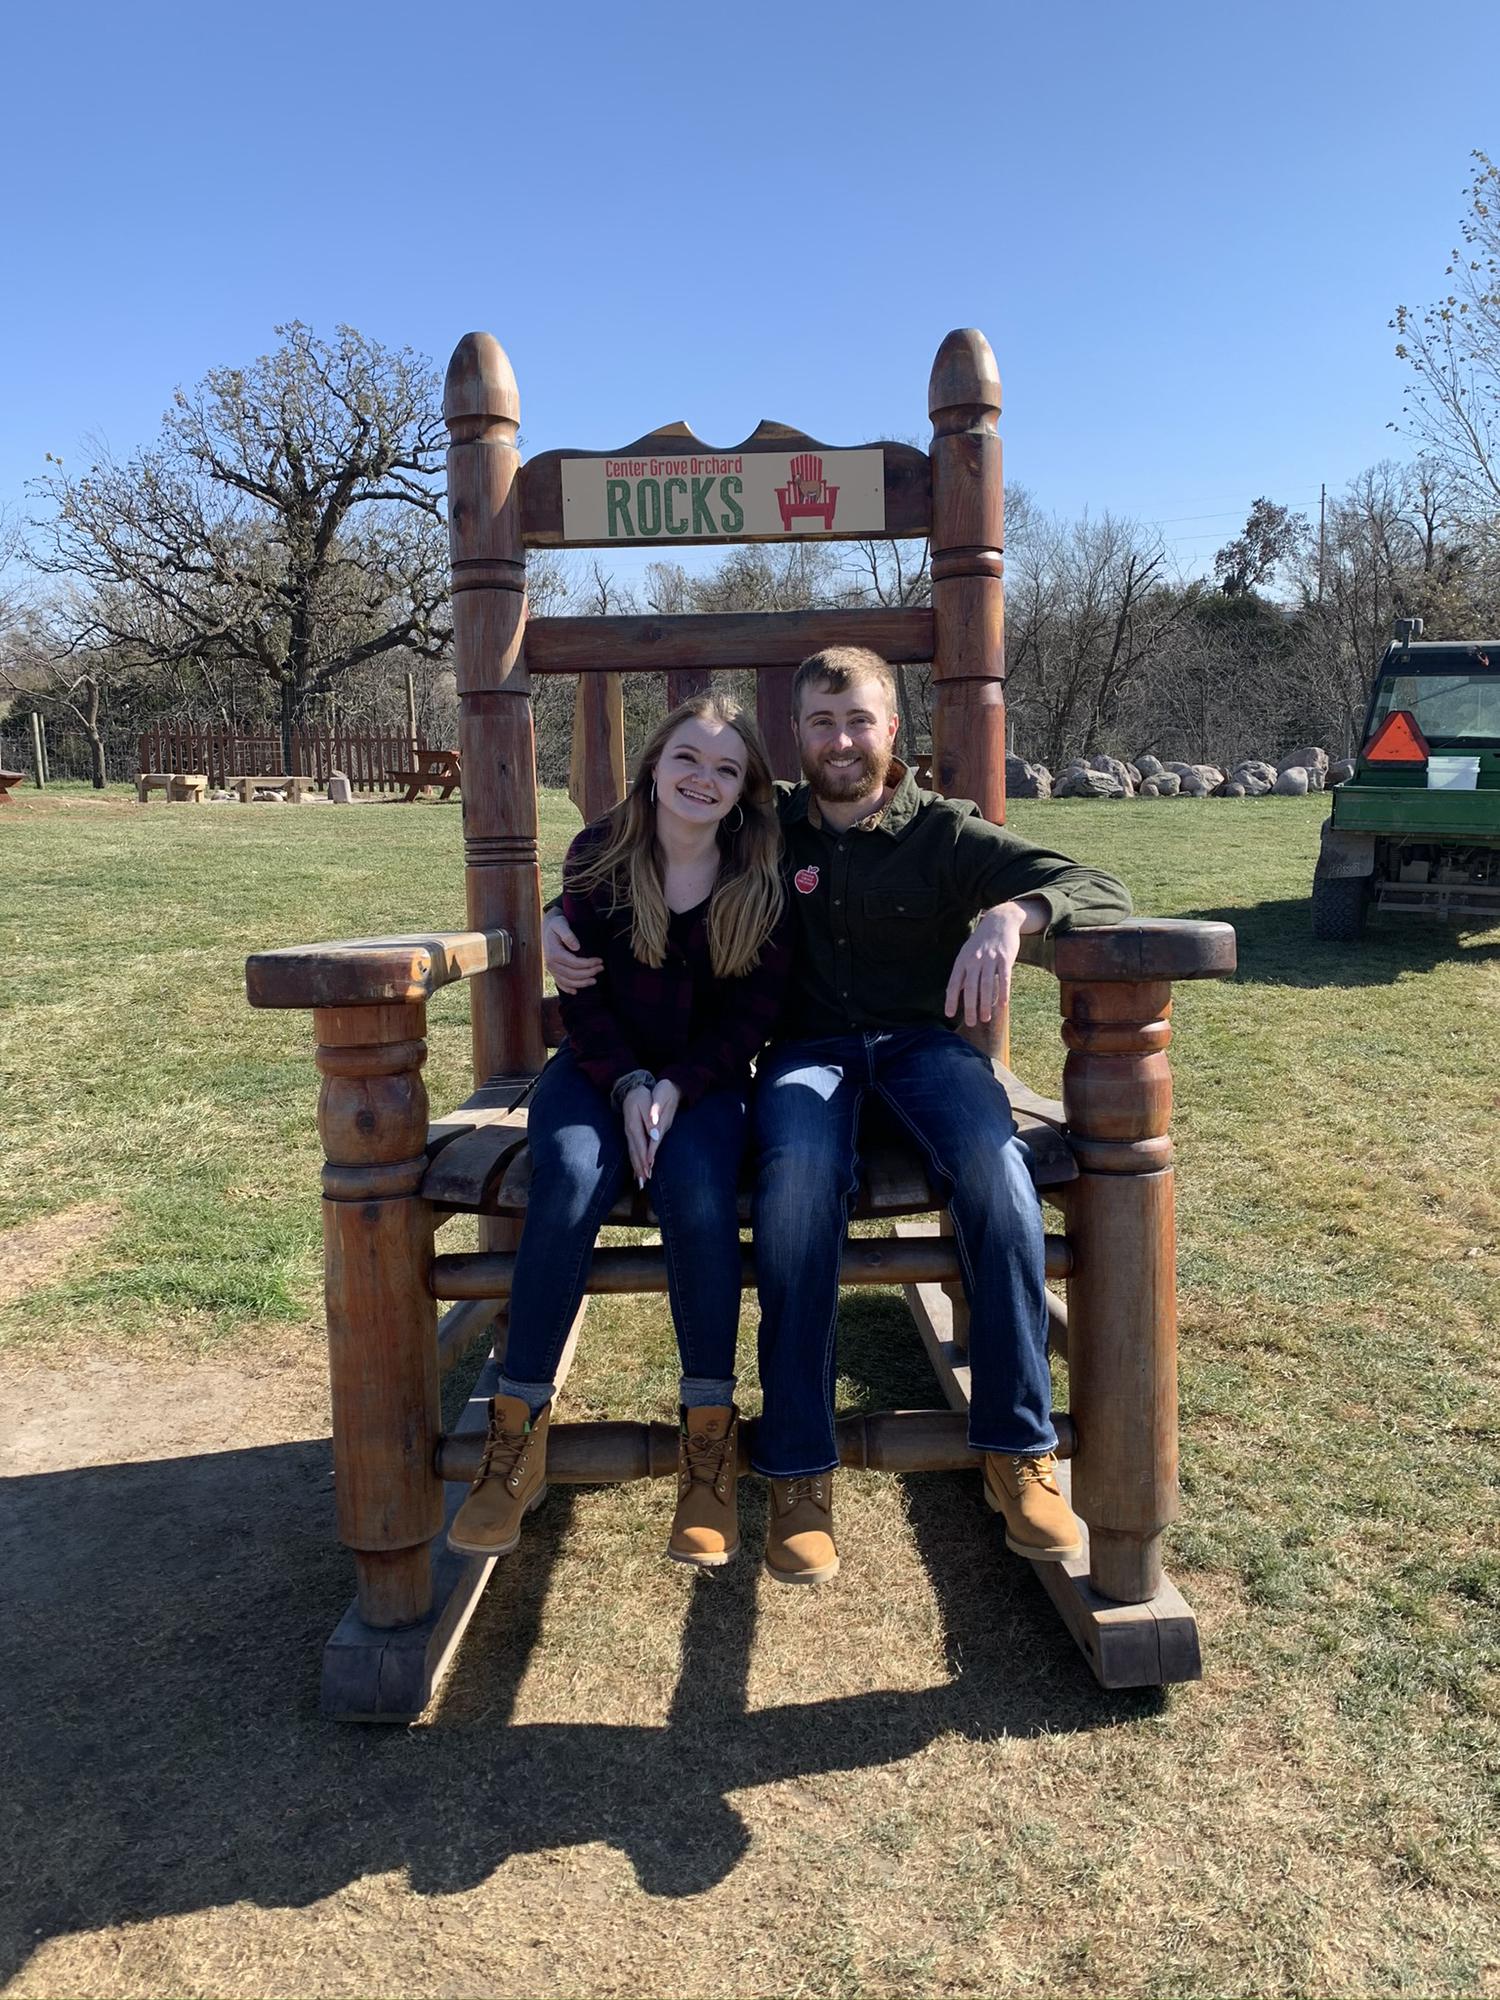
[501,1045,747,1394]
[751,1028,1056,1477]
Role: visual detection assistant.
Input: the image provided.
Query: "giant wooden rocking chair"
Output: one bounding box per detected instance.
[246,329,1236,1721]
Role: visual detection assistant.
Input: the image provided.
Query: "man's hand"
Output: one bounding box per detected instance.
[943,897,1048,1026]
[542,907,603,994]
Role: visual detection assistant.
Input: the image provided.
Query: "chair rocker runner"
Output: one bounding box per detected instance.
[246,327,1236,1722]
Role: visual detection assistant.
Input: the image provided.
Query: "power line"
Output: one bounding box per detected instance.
[1148,493,1324,526]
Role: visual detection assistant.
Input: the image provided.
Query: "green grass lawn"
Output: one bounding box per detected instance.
[2,782,1497,1997]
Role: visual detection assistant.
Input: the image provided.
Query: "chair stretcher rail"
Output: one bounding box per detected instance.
[437,1408,1077,1484]
[431,1233,1072,1299]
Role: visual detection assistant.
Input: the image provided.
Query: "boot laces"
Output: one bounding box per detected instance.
[1010,1452,1060,1492]
[477,1417,532,1490]
[781,1474,827,1509]
[683,1423,733,1495]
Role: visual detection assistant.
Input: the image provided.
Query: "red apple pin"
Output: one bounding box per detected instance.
[794,865,820,895]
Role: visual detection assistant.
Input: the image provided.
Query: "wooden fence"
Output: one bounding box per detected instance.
[135,725,437,793]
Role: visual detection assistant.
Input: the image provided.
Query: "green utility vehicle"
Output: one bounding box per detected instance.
[1312,620,1500,940]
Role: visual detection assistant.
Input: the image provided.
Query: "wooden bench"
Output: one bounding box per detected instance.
[135,771,208,803]
[0,769,26,805]
[227,773,318,805]
[390,748,462,802]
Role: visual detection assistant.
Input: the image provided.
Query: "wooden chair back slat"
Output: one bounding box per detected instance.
[528,607,932,677]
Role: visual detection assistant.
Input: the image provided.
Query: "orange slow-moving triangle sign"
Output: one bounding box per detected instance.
[1364,710,1430,764]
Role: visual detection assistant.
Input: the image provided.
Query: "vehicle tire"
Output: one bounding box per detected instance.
[1310,873,1370,941]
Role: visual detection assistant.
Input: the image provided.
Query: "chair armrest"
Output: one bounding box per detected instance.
[246,928,512,1009]
[1018,918,1236,984]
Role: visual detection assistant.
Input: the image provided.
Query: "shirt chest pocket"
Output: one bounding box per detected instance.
[862,889,939,921]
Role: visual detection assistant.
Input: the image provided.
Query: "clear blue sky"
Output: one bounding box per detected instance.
[5,0,1497,578]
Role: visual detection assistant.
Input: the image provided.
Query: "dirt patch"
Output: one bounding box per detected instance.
[0,1205,118,1308]
[1,1355,329,1475]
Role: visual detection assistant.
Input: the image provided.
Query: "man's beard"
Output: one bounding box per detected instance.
[801,741,893,803]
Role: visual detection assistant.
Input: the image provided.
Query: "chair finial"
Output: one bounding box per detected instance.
[928,328,1002,420]
[444,333,520,434]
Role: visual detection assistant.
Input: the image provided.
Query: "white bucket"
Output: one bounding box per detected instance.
[1428,756,1481,790]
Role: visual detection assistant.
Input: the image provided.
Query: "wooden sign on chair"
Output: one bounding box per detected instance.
[526,421,930,548]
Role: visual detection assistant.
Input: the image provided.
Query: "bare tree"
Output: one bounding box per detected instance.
[1289,460,1486,749]
[30,323,451,767]
[1003,512,1193,771]
[1392,150,1500,514]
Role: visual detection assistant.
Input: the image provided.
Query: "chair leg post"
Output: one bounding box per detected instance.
[1061,978,1178,1606]
[314,1002,442,1630]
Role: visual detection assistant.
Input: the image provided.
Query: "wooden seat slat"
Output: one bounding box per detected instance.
[422,1099,1075,1218]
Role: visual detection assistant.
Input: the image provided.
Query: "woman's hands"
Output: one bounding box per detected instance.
[621,1078,682,1183]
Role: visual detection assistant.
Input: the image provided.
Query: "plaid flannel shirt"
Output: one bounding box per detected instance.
[558,827,792,1110]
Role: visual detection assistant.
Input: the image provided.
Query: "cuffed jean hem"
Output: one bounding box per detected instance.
[680,1375,736,1409]
[968,1422,1060,1457]
[749,1453,840,1481]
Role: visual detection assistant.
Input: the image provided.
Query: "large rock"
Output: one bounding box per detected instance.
[1136,754,1165,780]
[1005,754,1052,800]
[1140,771,1181,797]
[1214,779,1247,798]
[1280,745,1329,790]
[1233,758,1278,787]
[327,772,354,805]
[1055,767,1126,799]
[1232,762,1276,795]
[1274,766,1310,796]
[1087,754,1136,795]
[1327,758,1356,787]
[1179,772,1212,797]
[1166,761,1225,791]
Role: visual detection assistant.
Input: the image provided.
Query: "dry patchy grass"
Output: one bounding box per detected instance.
[1,783,1497,1999]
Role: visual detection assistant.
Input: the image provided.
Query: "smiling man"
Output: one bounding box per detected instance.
[546,645,1132,1586]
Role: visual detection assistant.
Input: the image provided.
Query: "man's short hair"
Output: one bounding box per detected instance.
[791,647,899,720]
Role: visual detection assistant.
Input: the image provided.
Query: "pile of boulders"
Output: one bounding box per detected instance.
[1005,745,1351,800]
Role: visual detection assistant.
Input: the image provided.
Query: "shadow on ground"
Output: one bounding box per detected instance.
[0,1305,1150,1976]
[1184,896,1500,988]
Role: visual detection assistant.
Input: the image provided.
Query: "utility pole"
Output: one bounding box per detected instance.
[30,711,46,788]
[1317,483,1327,605]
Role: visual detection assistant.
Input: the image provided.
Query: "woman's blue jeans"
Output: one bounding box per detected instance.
[501,1045,747,1393]
[751,1027,1057,1477]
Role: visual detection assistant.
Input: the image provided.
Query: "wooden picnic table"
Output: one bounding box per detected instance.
[0,768,26,804]
[136,771,208,803]
[228,773,318,805]
[390,748,462,802]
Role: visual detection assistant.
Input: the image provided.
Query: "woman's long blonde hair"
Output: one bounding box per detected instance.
[567,692,785,977]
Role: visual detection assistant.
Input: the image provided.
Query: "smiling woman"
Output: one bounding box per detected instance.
[447,692,790,1573]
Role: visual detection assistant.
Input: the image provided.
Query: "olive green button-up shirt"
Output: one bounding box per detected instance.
[774,765,1132,1041]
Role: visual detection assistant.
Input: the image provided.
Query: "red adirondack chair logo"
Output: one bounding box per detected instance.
[776,453,840,532]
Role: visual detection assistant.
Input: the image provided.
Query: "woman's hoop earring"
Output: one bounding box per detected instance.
[725,804,744,833]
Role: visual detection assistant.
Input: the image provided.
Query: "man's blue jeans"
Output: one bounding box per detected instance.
[751,1027,1057,1477]
[502,1045,747,1392]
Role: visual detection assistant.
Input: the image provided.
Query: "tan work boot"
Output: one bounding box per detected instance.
[447,1394,550,1556]
[668,1405,740,1567]
[764,1472,839,1585]
[983,1451,1083,1562]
